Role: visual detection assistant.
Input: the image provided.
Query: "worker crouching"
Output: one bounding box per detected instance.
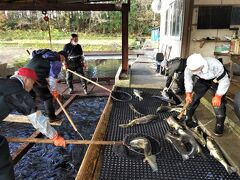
[184,53,230,136]
[0,68,66,180]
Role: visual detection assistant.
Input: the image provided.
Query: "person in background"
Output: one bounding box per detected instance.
[163,57,186,95]
[63,33,88,94]
[184,53,230,136]
[0,68,66,180]
[25,49,68,122]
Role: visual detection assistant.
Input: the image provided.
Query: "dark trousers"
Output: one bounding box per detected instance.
[32,80,56,120]
[186,78,226,121]
[66,66,87,91]
[0,135,15,180]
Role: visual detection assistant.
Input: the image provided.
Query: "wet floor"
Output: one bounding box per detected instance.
[0,97,107,180]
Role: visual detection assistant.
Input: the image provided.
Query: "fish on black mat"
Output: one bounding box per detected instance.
[130,137,158,172]
[156,104,183,113]
[133,89,143,101]
[165,131,190,160]
[206,137,236,175]
[119,114,158,128]
[165,117,204,159]
[128,103,144,116]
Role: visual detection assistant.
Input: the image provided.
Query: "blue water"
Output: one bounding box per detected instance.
[0,97,107,180]
[85,59,121,78]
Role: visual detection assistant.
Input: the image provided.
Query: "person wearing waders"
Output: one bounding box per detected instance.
[0,68,66,180]
[184,53,230,136]
[63,33,88,94]
[25,49,68,123]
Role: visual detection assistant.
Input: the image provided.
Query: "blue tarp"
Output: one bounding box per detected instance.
[151,29,160,41]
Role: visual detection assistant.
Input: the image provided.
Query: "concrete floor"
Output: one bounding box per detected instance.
[129,55,169,89]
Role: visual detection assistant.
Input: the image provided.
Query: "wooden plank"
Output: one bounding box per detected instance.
[0,3,121,11]
[75,94,113,180]
[55,95,77,115]
[11,131,42,165]
[3,114,63,126]
[11,95,77,164]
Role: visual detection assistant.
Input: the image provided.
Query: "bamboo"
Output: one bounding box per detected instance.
[7,137,123,145]
[67,69,112,93]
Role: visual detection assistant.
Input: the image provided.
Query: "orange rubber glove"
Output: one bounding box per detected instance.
[185,92,192,104]
[212,95,222,107]
[62,63,68,71]
[51,90,59,99]
[51,133,66,147]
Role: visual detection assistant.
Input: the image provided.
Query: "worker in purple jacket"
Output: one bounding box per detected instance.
[25,49,68,122]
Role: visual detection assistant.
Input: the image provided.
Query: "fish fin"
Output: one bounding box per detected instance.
[226,166,237,175]
[145,155,158,172]
[182,154,189,161]
[119,124,128,128]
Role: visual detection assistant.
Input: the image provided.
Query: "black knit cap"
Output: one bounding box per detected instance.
[58,50,68,60]
[71,33,78,38]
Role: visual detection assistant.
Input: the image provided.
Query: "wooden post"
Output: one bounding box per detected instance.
[180,0,194,58]
[120,3,130,79]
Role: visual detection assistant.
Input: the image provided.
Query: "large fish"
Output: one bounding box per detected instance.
[165,117,203,158]
[128,103,144,116]
[130,137,158,172]
[119,115,158,128]
[165,131,190,160]
[187,127,206,147]
[206,137,236,174]
[156,104,171,113]
[133,89,143,101]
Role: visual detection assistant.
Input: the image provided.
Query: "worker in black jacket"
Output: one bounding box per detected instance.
[0,68,66,180]
[63,33,87,94]
[164,57,186,95]
[25,49,68,122]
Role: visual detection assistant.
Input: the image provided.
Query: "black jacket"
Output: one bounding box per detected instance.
[63,43,84,68]
[0,78,36,121]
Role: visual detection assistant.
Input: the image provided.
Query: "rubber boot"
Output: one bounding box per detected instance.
[44,98,58,123]
[213,106,226,136]
[214,117,225,137]
[184,107,198,128]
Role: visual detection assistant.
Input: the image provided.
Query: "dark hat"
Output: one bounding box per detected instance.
[58,50,68,60]
[71,33,78,38]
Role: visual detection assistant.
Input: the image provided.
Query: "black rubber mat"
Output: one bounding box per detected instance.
[99,87,240,180]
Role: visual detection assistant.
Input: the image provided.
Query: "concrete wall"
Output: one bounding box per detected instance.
[189,0,240,64]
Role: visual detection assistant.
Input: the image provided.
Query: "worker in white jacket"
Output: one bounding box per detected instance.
[184,53,230,136]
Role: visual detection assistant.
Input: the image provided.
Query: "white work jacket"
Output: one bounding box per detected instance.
[184,57,230,96]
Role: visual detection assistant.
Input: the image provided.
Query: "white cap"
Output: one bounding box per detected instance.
[187,53,208,73]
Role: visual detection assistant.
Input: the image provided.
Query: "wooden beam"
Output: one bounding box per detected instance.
[121,3,129,75]
[181,0,194,58]
[75,94,113,179]
[11,95,77,164]
[3,114,62,126]
[0,2,124,11]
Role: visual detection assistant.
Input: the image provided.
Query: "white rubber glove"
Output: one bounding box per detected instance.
[27,111,57,139]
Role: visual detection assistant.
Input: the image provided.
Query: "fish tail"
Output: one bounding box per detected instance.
[226,165,236,175]
[144,155,158,172]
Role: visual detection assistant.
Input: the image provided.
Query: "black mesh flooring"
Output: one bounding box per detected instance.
[99,87,240,180]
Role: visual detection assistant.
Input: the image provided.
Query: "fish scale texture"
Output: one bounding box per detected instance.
[99,87,240,180]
